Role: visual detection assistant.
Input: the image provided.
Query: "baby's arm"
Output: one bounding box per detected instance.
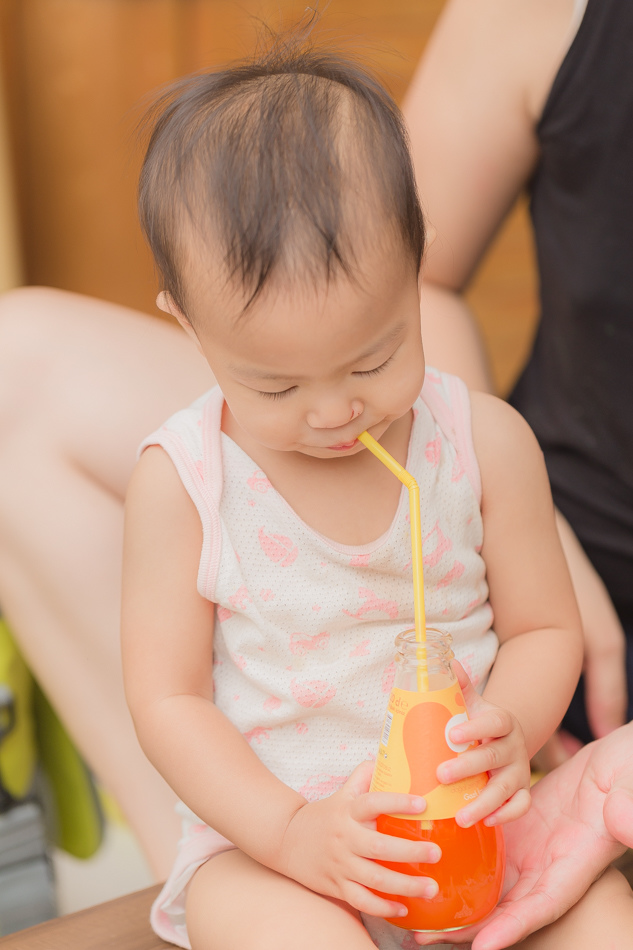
[122,447,439,918]
[438,394,583,826]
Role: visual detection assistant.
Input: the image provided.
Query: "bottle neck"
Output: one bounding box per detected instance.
[393,627,456,692]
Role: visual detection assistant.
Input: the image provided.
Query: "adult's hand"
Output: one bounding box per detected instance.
[414,722,633,950]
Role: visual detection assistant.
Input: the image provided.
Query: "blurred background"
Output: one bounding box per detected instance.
[0,0,537,918]
[0,0,537,396]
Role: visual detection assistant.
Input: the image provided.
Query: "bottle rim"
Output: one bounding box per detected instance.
[394,627,454,661]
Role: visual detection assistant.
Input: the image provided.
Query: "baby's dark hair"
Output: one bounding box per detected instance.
[138,29,425,317]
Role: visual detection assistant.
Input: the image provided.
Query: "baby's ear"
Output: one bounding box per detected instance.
[156,291,204,353]
[156,291,200,346]
[156,290,184,321]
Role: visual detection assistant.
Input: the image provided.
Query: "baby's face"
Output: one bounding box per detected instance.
[166,235,425,459]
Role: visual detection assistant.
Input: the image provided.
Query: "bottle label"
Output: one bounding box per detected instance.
[370,681,487,820]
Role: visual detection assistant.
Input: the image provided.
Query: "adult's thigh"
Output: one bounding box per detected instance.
[0,286,214,496]
[514,868,633,949]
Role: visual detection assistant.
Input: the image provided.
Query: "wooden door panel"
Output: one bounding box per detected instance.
[0,0,535,391]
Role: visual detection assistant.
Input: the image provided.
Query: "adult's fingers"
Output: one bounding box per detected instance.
[603,785,633,851]
[470,845,610,950]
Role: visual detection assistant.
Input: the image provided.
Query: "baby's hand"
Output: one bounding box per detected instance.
[277,761,441,919]
[436,661,531,828]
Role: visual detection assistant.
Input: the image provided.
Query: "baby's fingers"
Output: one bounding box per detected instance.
[340,856,439,920]
[483,788,532,826]
[438,730,527,786]
[358,858,439,904]
[455,772,531,827]
[446,706,515,748]
[452,659,485,712]
[342,880,409,921]
[352,791,427,824]
[356,826,442,867]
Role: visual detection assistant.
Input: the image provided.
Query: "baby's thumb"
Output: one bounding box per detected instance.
[603,784,633,850]
[344,760,376,798]
[452,659,480,711]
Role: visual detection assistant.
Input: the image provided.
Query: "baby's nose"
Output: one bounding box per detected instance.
[307,399,363,430]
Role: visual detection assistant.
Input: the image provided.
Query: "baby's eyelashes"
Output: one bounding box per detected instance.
[353,354,395,378]
[257,386,298,400]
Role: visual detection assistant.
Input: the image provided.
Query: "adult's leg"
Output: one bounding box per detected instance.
[0,287,214,877]
[186,850,375,950]
[515,868,633,949]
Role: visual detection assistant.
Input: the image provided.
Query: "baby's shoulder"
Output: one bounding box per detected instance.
[127,443,200,525]
[470,391,540,454]
[470,391,547,500]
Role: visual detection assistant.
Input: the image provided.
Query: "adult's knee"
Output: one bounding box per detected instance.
[0,286,71,354]
[0,286,72,428]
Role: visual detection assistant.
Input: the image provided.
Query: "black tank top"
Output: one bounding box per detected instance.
[509,0,633,620]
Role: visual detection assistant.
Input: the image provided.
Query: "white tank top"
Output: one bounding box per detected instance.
[141,368,497,801]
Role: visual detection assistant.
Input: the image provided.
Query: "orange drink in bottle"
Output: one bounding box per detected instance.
[370,628,505,932]
[376,814,504,930]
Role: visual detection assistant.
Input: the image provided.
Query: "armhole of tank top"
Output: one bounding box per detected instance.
[201,394,224,598]
[536,0,590,132]
[138,427,223,603]
[420,372,482,507]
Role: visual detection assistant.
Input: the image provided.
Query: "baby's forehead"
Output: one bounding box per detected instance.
[182,226,417,361]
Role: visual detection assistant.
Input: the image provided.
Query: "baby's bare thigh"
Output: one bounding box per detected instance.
[186,849,375,950]
[515,867,633,949]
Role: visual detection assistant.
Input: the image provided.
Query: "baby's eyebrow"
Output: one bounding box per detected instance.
[354,323,406,363]
[227,365,294,382]
[228,323,407,382]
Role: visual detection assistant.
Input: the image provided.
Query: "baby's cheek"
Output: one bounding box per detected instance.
[383,369,424,418]
[247,410,300,451]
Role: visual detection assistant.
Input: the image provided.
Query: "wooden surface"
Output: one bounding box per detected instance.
[0,885,168,950]
[0,0,537,394]
[0,856,630,948]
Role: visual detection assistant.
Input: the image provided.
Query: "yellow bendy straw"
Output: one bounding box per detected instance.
[358,431,429,691]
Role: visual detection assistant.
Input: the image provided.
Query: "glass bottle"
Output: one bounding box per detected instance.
[370,627,505,932]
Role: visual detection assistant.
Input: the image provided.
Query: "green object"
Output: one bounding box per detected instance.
[0,618,36,800]
[33,683,104,859]
[0,618,103,858]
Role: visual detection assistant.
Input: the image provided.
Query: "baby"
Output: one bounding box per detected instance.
[121,32,584,950]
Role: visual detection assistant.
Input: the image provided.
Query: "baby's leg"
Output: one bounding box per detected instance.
[514,867,633,949]
[187,849,377,950]
[0,287,213,877]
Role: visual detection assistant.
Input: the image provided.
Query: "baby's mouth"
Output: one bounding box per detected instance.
[326,438,360,451]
